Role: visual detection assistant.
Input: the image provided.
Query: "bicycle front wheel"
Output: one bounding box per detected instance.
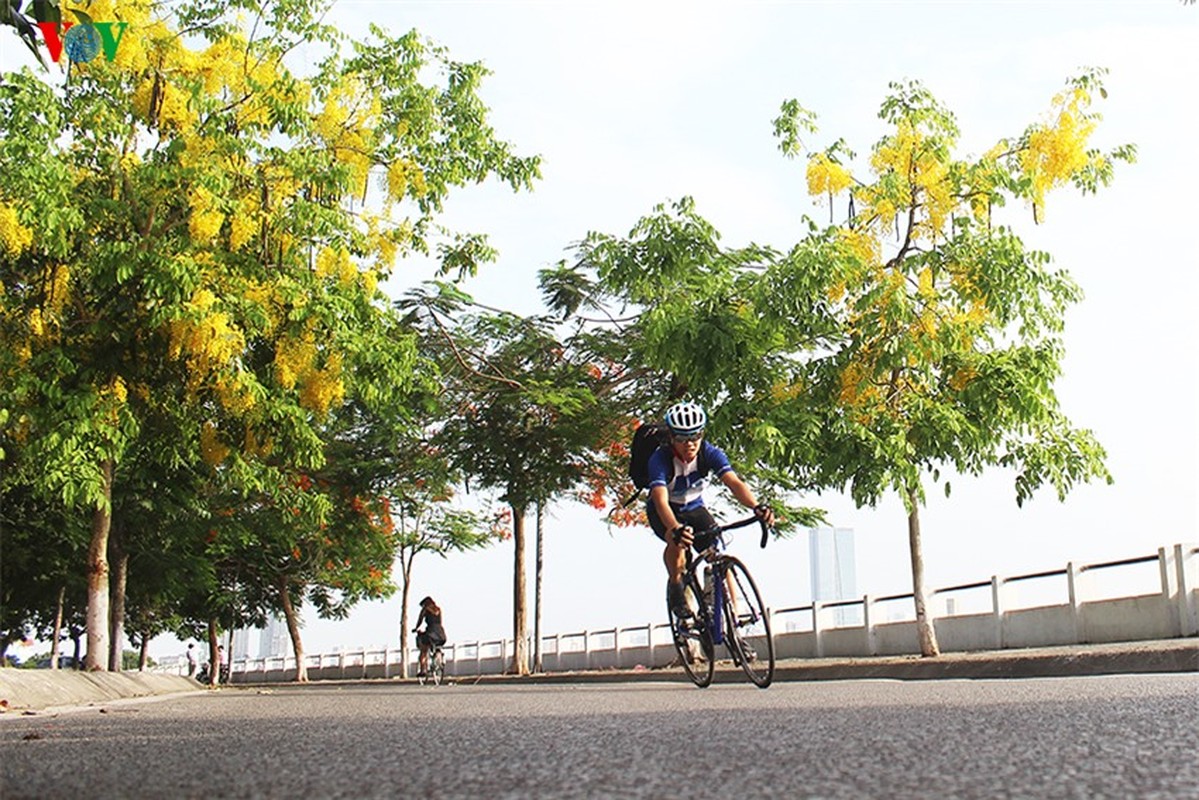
[720,556,775,688]
[667,575,715,688]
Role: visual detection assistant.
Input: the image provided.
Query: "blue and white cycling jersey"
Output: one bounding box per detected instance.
[646,441,732,512]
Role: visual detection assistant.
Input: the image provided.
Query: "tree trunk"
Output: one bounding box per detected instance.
[534,501,544,674]
[907,488,941,657]
[398,551,413,679]
[278,577,307,682]
[207,620,220,687]
[108,521,128,671]
[85,459,114,671]
[138,633,149,671]
[510,503,528,676]
[50,586,65,670]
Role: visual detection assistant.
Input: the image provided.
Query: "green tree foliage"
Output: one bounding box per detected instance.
[1,0,538,667]
[545,73,1129,659]
[540,200,827,529]
[763,71,1133,655]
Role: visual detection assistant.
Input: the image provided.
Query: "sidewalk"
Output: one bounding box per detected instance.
[2,638,1195,713]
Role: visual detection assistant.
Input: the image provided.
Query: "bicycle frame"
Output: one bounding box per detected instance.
[687,515,767,646]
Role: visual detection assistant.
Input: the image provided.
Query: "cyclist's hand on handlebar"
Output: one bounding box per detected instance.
[670,525,694,547]
[754,503,776,528]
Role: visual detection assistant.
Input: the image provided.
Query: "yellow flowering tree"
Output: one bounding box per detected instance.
[0,0,538,669]
[767,71,1134,655]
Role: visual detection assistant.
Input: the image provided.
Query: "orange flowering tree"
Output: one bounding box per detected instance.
[408,293,622,675]
[0,0,538,668]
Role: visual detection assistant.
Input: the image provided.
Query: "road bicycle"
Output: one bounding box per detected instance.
[418,644,445,686]
[668,514,775,688]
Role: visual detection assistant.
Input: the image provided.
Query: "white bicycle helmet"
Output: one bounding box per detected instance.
[664,401,707,437]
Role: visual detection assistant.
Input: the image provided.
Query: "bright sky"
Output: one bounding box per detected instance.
[4,1,1196,661]
[289,0,1197,658]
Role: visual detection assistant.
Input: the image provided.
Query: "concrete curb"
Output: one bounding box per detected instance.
[2,638,1195,711]
[0,670,201,715]
[455,637,1199,686]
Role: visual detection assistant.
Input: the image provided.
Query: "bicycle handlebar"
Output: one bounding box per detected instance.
[710,514,772,549]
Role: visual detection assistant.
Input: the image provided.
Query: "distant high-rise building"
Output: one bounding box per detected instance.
[259,616,289,659]
[231,627,252,661]
[808,526,859,626]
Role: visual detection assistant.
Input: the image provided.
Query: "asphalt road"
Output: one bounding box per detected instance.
[2,675,1196,799]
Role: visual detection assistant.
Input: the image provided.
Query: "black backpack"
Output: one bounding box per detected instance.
[628,422,671,490]
[627,421,710,498]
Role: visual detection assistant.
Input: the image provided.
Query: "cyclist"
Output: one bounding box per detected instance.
[412,596,446,678]
[647,401,774,619]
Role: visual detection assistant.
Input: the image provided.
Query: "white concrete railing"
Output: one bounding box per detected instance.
[164,542,1197,682]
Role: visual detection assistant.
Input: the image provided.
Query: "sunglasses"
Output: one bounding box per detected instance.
[672,432,703,443]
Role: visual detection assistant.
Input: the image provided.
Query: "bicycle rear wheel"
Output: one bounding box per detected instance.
[667,574,715,688]
[431,649,445,686]
[720,556,775,688]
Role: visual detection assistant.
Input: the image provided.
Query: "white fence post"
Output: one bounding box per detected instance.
[1159,547,1181,636]
[862,594,878,656]
[583,631,591,670]
[991,576,1005,649]
[1176,544,1199,636]
[614,627,622,669]
[1067,561,1086,644]
[813,601,825,658]
[646,623,655,669]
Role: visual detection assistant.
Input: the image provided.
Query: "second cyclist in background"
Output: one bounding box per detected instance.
[646,401,774,619]
[413,596,446,678]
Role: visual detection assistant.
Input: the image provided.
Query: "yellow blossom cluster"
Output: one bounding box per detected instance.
[188,186,224,243]
[229,196,260,251]
[214,373,258,414]
[168,289,246,375]
[315,245,359,286]
[273,330,346,416]
[769,380,804,403]
[46,264,71,315]
[298,354,346,417]
[947,366,978,392]
[273,331,318,390]
[1019,88,1098,216]
[200,421,230,466]
[871,119,921,180]
[0,203,33,256]
[806,153,853,198]
[105,376,128,405]
[314,82,381,193]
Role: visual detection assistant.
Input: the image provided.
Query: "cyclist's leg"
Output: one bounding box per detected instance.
[650,504,691,616]
[417,632,429,675]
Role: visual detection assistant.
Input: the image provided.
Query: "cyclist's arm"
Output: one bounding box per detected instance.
[649,485,681,533]
[718,470,757,506]
[718,470,774,525]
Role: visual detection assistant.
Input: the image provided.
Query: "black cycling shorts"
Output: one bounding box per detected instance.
[648,503,719,550]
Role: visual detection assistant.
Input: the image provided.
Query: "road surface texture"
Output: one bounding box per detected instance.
[2,675,1196,799]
